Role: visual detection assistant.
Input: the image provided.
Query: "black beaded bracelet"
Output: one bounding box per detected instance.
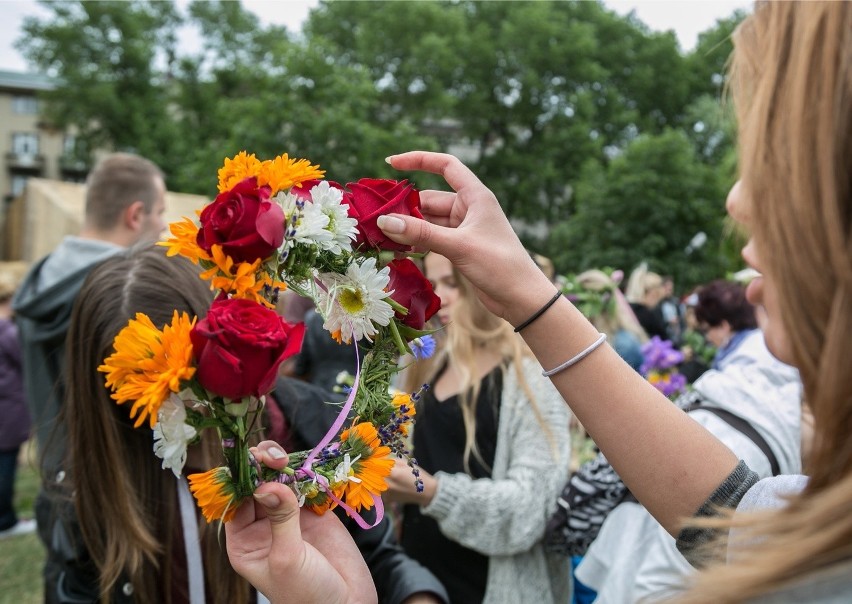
[513,290,562,333]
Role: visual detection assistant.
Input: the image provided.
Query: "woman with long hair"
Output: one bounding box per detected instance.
[62,245,256,603]
[226,3,852,602]
[383,252,572,604]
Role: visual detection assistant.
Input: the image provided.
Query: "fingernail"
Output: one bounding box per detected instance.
[377,215,405,234]
[254,491,281,508]
[385,155,393,165]
[268,446,286,460]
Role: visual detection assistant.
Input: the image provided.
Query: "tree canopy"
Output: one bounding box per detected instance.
[17,0,747,289]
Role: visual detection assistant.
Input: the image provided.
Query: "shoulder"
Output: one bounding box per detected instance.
[737,474,808,514]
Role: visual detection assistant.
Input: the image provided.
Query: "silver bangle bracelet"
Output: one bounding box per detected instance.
[541,333,608,378]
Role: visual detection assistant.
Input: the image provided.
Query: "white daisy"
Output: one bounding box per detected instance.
[274,191,333,250]
[152,392,198,477]
[333,453,363,486]
[317,257,395,343]
[309,181,359,254]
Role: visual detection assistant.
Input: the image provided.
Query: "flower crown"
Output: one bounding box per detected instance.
[99,151,440,526]
[559,268,623,319]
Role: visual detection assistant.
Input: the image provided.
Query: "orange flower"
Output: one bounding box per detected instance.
[199,246,285,307]
[257,154,325,196]
[337,422,394,512]
[218,151,262,193]
[303,481,344,514]
[99,311,196,428]
[159,217,210,264]
[188,467,238,523]
[392,393,416,435]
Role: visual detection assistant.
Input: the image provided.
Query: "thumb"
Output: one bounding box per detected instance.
[253,483,303,545]
[377,213,455,255]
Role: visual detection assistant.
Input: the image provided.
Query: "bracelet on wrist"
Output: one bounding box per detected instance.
[513,290,562,333]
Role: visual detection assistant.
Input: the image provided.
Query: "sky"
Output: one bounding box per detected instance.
[0,0,751,73]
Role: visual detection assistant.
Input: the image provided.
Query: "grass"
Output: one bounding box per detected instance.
[0,441,44,604]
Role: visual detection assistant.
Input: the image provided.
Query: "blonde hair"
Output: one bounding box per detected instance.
[575,269,648,343]
[624,262,663,305]
[680,2,852,601]
[404,256,550,473]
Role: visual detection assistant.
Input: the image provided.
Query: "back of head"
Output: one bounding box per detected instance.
[625,263,663,304]
[694,280,756,332]
[65,244,248,601]
[576,269,647,342]
[84,153,164,231]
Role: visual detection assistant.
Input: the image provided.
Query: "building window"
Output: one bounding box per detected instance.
[11,175,29,197]
[63,135,77,154]
[12,95,38,114]
[11,133,39,156]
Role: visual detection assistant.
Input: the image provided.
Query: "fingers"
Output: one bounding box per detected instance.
[250,440,290,470]
[388,151,484,193]
[377,213,456,255]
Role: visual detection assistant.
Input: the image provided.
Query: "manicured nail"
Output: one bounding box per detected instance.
[253,491,281,508]
[385,156,393,165]
[268,446,287,460]
[377,215,405,234]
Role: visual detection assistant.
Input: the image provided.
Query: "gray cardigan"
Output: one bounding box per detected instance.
[422,356,572,603]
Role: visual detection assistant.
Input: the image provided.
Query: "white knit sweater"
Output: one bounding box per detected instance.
[422,356,572,603]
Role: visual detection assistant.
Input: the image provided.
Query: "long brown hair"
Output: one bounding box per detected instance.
[681,2,852,600]
[64,244,252,603]
[403,254,550,472]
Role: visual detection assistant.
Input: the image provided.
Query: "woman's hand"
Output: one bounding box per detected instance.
[377,152,556,327]
[383,458,437,506]
[225,441,377,604]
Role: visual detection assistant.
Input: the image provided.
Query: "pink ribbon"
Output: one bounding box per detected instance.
[300,338,384,529]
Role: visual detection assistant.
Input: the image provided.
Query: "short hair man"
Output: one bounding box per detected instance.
[12,152,166,603]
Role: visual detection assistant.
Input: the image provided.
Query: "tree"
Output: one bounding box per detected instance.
[544,129,733,289]
[17,1,183,172]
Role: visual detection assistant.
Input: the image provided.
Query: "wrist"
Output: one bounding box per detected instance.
[505,278,561,330]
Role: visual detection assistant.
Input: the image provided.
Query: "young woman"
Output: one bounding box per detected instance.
[62,245,258,603]
[383,253,571,604]
[226,3,852,602]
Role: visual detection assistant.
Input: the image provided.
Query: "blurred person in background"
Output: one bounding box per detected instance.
[624,263,668,341]
[12,152,167,602]
[0,261,35,540]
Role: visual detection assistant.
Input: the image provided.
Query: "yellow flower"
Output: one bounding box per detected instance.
[218,151,262,193]
[188,467,239,523]
[159,217,210,264]
[392,393,416,435]
[337,422,394,512]
[99,311,196,429]
[257,154,325,196]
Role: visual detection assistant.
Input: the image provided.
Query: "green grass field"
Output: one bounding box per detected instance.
[0,442,43,604]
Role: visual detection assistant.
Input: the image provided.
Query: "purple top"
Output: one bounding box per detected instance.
[0,318,31,450]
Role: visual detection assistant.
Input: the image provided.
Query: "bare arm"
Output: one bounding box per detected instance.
[376,151,739,535]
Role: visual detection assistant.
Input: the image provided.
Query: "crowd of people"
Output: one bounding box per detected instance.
[2,2,849,604]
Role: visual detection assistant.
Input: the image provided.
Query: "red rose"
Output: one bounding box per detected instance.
[197,177,285,264]
[387,258,441,330]
[190,298,305,400]
[345,179,423,251]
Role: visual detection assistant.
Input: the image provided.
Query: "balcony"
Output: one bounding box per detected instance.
[59,153,90,175]
[6,152,45,172]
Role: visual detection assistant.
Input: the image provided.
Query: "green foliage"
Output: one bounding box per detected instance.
[15,0,748,283]
[545,129,734,289]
